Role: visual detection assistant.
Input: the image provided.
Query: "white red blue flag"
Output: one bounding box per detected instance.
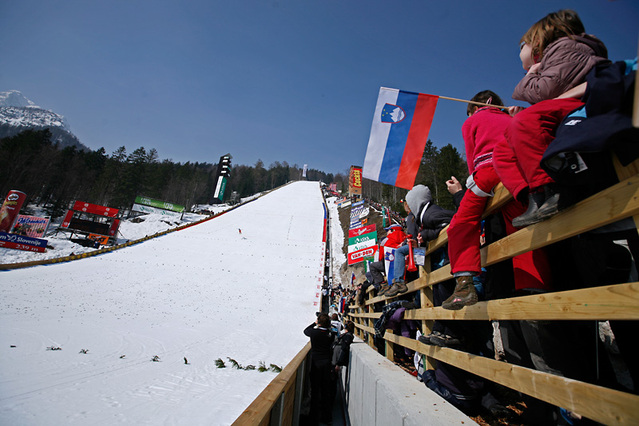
[363,87,438,190]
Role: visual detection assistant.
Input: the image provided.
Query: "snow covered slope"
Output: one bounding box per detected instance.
[0,181,327,425]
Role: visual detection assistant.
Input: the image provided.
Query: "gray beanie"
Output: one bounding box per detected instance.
[405,184,432,216]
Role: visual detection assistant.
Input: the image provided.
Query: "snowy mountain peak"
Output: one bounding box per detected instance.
[0,90,87,151]
[0,90,40,109]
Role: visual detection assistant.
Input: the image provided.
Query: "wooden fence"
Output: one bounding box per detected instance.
[348,155,639,425]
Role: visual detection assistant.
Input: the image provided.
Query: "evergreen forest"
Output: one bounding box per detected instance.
[0,130,467,218]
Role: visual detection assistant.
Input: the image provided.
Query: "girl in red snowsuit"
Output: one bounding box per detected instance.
[443,91,552,310]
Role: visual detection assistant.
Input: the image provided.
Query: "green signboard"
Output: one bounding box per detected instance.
[134,196,185,213]
[348,231,377,246]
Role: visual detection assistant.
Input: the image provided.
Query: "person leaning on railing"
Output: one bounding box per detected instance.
[386,185,454,298]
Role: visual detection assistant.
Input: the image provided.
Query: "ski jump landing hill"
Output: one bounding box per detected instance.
[0,181,328,425]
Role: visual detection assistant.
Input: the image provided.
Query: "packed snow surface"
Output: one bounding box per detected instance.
[0,181,329,425]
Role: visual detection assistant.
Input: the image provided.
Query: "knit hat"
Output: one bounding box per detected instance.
[405,185,432,216]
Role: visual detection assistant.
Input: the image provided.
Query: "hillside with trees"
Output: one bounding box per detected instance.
[1,130,467,218]
[0,130,347,217]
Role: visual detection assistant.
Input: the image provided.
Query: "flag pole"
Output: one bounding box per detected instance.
[438,95,508,110]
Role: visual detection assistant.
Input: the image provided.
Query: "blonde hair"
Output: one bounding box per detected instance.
[520,9,585,60]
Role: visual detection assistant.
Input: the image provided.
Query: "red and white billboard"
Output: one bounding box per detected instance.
[347,244,379,266]
[72,201,119,218]
[348,224,376,239]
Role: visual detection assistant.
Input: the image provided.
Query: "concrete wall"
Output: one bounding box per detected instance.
[341,340,471,425]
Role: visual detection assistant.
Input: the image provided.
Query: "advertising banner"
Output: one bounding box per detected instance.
[350,203,365,227]
[347,244,379,266]
[108,219,121,238]
[347,238,377,254]
[131,203,183,219]
[0,231,47,252]
[72,201,119,218]
[60,210,74,229]
[348,224,376,238]
[0,190,27,233]
[134,196,185,213]
[349,166,362,196]
[88,234,109,245]
[10,215,50,238]
[348,231,377,247]
[213,176,227,201]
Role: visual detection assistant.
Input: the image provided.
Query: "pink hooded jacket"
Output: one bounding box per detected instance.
[513,33,608,104]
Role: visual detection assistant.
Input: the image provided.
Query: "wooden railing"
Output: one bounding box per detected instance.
[348,156,639,425]
[232,343,310,426]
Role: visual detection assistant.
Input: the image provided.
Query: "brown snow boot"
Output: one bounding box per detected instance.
[442,276,478,310]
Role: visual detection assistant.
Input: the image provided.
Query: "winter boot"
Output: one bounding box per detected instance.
[442,276,478,310]
[538,185,561,217]
[512,189,548,228]
[377,284,390,297]
[386,280,408,297]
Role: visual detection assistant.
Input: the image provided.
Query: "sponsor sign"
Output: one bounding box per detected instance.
[349,220,362,229]
[10,215,50,238]
[347,244,379,266]
[131,203,183,219]
[214,175,227,201]
[0,231,47,253]
[108,219,121,238]
[72,201,119,218]
[88,234,109,245]
[60,210,74,229]
[348,224,376,238]
[0,190,27,233]
[350,206,364,217]
[348,231,377,246]
[347,238,376,253]
[134,196,184,213]
[349,166,362,196]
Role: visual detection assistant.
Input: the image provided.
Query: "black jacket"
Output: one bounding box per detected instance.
[416,204,455,243]
[304,323,334,367]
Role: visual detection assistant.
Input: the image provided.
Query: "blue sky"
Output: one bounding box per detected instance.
[1,0,637,175]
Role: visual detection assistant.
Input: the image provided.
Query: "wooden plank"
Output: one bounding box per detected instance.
[350,312,381,319]
[354,322,376,335]
[232,343,310,426]
[422,184,512,257]
[403,282,639,321]
[613,154,639,234]
[483,175,639,265]
[384,332,639,425]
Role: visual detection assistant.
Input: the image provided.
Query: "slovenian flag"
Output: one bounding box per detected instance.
[363,87,438,190]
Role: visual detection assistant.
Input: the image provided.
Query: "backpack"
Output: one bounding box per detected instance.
[542,59,639,187]
[332,332,354,366]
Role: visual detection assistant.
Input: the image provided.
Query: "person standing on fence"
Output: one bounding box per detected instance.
[303,313,335,425]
